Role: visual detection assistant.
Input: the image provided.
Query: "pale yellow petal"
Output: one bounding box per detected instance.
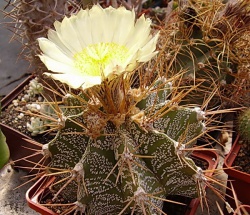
[38,38,74,65]
[44,73,86,89]
[110,7,136,44]
[44,73,102,89]
[74,5,111,46]
[138,51,158,62]
[137,32,159,62]
[74,15,93,46]
[125,15,152,49]
[60,15,83,52]
[99,6,118,43]
[81,76,102,90]
[47,30,73,57]
[54,18,82,53]
[39,55,77,75]
[126,61,138,71]
[103,60,127,77]
[88,5,107,44]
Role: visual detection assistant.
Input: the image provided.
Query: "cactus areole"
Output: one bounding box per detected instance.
[31,4,209,215]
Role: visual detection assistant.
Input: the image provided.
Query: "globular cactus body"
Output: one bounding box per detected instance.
[38,76,207,214]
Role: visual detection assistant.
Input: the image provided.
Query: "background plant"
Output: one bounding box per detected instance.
[2,0,82,76]
[157,0,250,110]
[237,108,250,143]
[0,104,10,169]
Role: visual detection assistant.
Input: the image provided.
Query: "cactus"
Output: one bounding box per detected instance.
[26,74,209,214]
[27,78,43,96]
[0,104,9,169]
[26,116,47,136]
[159,0,250,108]
[0,129,9,169]
[238,109,250,142]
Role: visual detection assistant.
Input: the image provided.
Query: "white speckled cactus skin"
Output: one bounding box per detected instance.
[37,75,207,214]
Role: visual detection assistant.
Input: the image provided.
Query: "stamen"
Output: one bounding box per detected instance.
[74,42,129,75]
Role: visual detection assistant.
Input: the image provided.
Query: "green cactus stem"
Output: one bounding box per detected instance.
[28,75,209,214]
[0,105,10,169]
[238,108,250,142]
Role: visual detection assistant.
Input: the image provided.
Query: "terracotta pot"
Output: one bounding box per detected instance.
[186,150,219,215]
[26,150,219,215]
[0,75,43,170]
[26,176,57,215]
[223,135,250,214]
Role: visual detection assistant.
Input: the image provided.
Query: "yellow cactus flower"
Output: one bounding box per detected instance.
[38,5,159,90]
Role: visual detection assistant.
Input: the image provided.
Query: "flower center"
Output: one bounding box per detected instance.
[74,42,129,76]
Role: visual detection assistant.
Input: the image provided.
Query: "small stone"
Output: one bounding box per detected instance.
[38,97,43,102]
[23,94,30,101]
[13,100,19,106]
[17,113,24,119]
[36,104,41,111]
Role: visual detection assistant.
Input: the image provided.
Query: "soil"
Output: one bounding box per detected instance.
[40,191,72,215]
[0,82,55,145]
[233,139,250,174]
